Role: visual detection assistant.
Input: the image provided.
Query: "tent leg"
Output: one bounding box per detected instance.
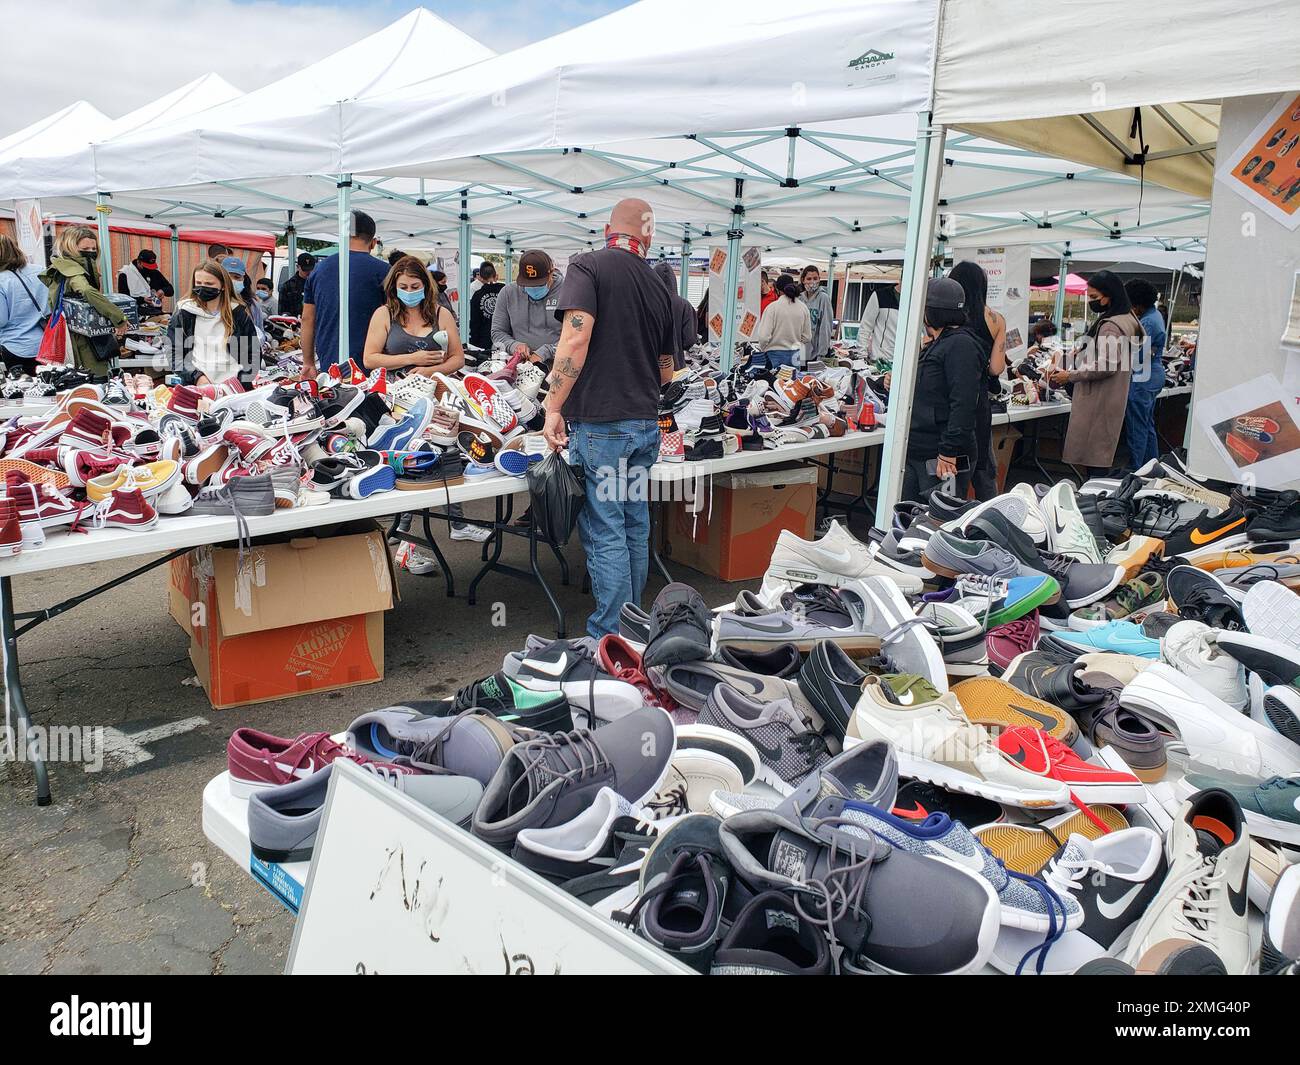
[718,180,745,374]
[168,226,180,313]
[1053,245,1070,332]
[874,113,947,530]
[94,193,113,295]
[286,213,297,275]
[458,194,472,340]
[503,240,514,285]
[337,176,352,368]
[680,226,692,300]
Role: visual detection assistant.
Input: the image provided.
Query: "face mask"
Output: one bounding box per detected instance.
[524,285,549,301]
[804,280,819,293]
[257,289,272,301]
[1088,298,1105,313]
[194,285,221,303]
[82,249,98,261]
[397,287,425,307]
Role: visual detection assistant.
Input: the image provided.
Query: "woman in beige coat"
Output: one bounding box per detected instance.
[1049,270,1141,473]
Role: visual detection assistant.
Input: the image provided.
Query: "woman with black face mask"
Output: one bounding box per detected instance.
[168,260,259,387]
[1047,268,1139,474]
[39,224,127,378]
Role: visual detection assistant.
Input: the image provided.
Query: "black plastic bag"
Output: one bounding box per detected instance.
[527,450,585,546]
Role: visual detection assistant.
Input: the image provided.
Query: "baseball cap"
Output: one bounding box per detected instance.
[221,256,246,277]
[925,277,965,311]
[297,252,317,270]
[136,249,157,264]
[516,250,553,286]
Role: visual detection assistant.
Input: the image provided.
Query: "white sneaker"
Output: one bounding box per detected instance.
[766,519,924,594]
[1161,620,1247,709]
[1042,481,1102,564]
[941,492,1031,536]
[398,543,439,575]
[1120,662,1300,778]
[1121,788,1252,975]
[451,524,493,543]
[845,676,1069,809]
[1243,580,1300,649]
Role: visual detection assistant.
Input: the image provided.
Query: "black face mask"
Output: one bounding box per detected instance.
[1088,298,1105,313]
[193,286,221,303]
[82,250,98,262]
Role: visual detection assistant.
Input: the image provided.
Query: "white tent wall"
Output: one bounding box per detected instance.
[1185,93,1300,488]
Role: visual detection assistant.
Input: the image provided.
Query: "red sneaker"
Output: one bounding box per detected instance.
[367,367,388,396]
[167,384,204,422]
[345,359,367,386]
[597,634,677,711]
[987,613,1040,672]
[0,499,22,556]
[84,487,158,530]
[327,364,343,383]
[59,409,117,449]
[226,727,403,798]
[995,726,1146,805]
[9,481,80,528]
[61,447,135,488]
[222,421,275,462]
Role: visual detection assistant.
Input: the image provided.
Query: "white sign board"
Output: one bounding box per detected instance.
[706,245,761,344]
[952,244,1031,358]
[436,250,460,316]
[13,199,44,270]
[287,759,690,975]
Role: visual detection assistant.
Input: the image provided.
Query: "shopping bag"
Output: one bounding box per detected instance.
[36,281,72,367]
[526,449,585,546]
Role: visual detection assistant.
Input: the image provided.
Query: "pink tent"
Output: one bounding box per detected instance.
[1031,272,1089,294]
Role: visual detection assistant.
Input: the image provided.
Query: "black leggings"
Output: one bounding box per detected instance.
[902,455,972,504]
[971,385,998,501]
[1,346,36,376]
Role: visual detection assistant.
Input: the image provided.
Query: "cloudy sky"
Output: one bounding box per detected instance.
[0,0,633,137]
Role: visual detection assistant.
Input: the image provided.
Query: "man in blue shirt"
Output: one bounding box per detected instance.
[1123,279,1168,470]
[300,210,390,375]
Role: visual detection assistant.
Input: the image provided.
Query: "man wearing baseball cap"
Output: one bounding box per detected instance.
[490,249,562,365]
[902,276,984,500]
[277,252,316,317]
[117,248,174,313]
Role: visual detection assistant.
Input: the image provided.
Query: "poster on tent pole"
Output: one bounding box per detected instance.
[707,245,760,345]
[14,200,45,270]
[1216,91,1300,232]
[436,250,460,317]
[952,244,1031,359]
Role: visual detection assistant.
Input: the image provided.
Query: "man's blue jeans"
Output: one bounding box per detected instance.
[1124,361,1166,470]
[569,419,660,639]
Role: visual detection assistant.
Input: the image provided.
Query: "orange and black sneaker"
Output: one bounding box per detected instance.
[952,676,1079,744]
[1162,505,1249,555]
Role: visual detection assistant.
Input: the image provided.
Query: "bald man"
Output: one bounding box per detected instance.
[544,197,680,638]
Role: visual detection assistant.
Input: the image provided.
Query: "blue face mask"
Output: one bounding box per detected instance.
[397,287,425,307]
[524,285,549,301]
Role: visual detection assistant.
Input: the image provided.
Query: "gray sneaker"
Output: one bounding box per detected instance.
[696,683,830,795]
[190,473,276,517]
[718,806,999,974]
[1180,771,1300,846]
[838,575,948,691]
[248,762,482,863]
[921,530,1022,581]
[776,739,898,818]
[716,585,877,653]
[472,707,675,850]
[345,708,519,785]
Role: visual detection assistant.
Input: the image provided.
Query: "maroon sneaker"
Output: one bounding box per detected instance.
[222,422,275,463]
[9,481,80,528]
[987,612,1041,673]
[226,728,401,798]
[59,409,116,449]
[60,447,134,488]
[82,487,157,531]
[167,385,204,422]
[0,499,21,556]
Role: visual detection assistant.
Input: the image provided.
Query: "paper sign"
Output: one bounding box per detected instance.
[1196,372,1300,485]
[1217,91,1300,230]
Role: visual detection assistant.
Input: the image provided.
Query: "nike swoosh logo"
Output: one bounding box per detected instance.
[1008,703,1062,732]
[1096,880,1146,920]
[1229,874,1249,918]
[892,801,929,819]
[274,758,315,778]
[928,840,987,873]
[731,618,794,633]
[1053,517,1068,535]
[1190,517,1246,545]
[526,654,569,677]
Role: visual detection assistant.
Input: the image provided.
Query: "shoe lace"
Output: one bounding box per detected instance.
[620,849,717,929]
[1013,860,1080,975]
[790,815,880,966]
[954,573,1009,628]
[400,709,481,773]
[509,728,612,809]
[1168,857,1229,944]
[1176,585,1242,630]
[994,615,1039,649]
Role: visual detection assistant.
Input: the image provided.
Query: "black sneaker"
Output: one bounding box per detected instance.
[642,583,712,669]
[716,642,802,678]
[1131,495,1205,539]
[1002,651,1109,718]
[797,640,868,743]
[710,890,832,974]
[438,671,574,732]
[619,602,650,644]
[511,639,642,729]
[1076,491,1109,548]
[684,435,724,461]
[1164,506,1249,555]
[628,814,731,972]
[928,488,977,523]
[1247,495,1300,542]
[1166,565,1245,630]
[890,779,1002,830]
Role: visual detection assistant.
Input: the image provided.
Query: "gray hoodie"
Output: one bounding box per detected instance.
[800,285,834,361]
[490,271,563,362]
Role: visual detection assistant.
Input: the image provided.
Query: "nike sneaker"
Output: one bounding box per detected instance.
[387,672,573,733]
[776,739,899,818]
[991,829,1167,975]
[797,640,870,743]
[709,890,833,975]
[891,779,1002,829]
[915,600,990,676]
[974,806,1131,875]
[659,660,821,725]
[1068,572,1165,630]
[1166,565,1245,630]
[995,726,1147,805]
[1177,772,1300,847]
[1243,579,1300,649]
[766,518,923,594]
[226,727,386,798]
[1262,864,1300,975]
[1106,535,1165,580]
[1042,481,1103,564]
[511,638,645,727]
[1008,482,1049,543]
[642,582,713,669]
[1161,620,1247,709]
[837,574,948,691]
[950,676,1078,743]
[696,683,830,795]
[950,573,1060,628]
[715,584,879,655]
[1049,619,1161,658]
[986,614,1040,673]
[1162,506,1249,555]
[1120,788,1253,975]
[1256,684,1300,746]
[1215,629,1300,688]
[1247,494,1300,542]
[846,675,1070,809]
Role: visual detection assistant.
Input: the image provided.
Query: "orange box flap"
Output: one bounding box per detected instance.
[208,529,394,637]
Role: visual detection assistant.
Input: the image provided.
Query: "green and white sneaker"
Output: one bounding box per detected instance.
[1178,771,1300,847]
[1068,572,1165,631]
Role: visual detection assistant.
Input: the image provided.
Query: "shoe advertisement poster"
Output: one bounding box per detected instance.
[1217,91,1300,230]
[1195,372,1300,484]
[953,244,1031,357]
[706,244,760,343]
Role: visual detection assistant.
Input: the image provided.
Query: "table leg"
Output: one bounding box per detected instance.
[466,497,507,606]
[529,525,567,640]
[1,576,50,806]
[649,501,672,585]
[419,512,456,598]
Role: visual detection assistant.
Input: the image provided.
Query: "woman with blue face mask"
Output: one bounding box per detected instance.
[361,255,465,375]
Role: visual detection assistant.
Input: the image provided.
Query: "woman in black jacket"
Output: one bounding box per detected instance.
[904,277,984,501]
[168,259,260,387]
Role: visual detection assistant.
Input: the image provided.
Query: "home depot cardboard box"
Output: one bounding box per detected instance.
[664,464,817,581]
[168,550,195,636]
[185,524,397,709]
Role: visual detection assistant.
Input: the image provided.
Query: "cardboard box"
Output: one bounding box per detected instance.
[168,551,195,636]
[186,525,397,709]
[664,464,817,581]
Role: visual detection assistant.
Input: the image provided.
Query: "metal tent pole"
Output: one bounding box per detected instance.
[94,194,113,295]
[458,191,472,339]
[680,225,692,300]
[827,247,839,323]
[874,113,947,529]
[719,179,745,373]
[337,175,352,368]
[168,225,180,311]
[286,210,297,270]
[1053,243,1071,331]
[504,238,515,284]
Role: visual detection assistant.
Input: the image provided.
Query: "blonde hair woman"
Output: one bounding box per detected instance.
[39,224,126,377]
[0,233,48,373]
[168,259,259,386]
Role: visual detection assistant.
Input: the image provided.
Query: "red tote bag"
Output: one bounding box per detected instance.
[36,279,72,367]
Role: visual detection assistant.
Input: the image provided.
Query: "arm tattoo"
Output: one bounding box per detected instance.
[555,356,580,379]
[568,313,586,330]
[658,353,673,369]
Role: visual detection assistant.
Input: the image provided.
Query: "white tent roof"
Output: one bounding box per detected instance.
[1,74,242,200]
[93,8,494,193]
[0,101,112,196]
